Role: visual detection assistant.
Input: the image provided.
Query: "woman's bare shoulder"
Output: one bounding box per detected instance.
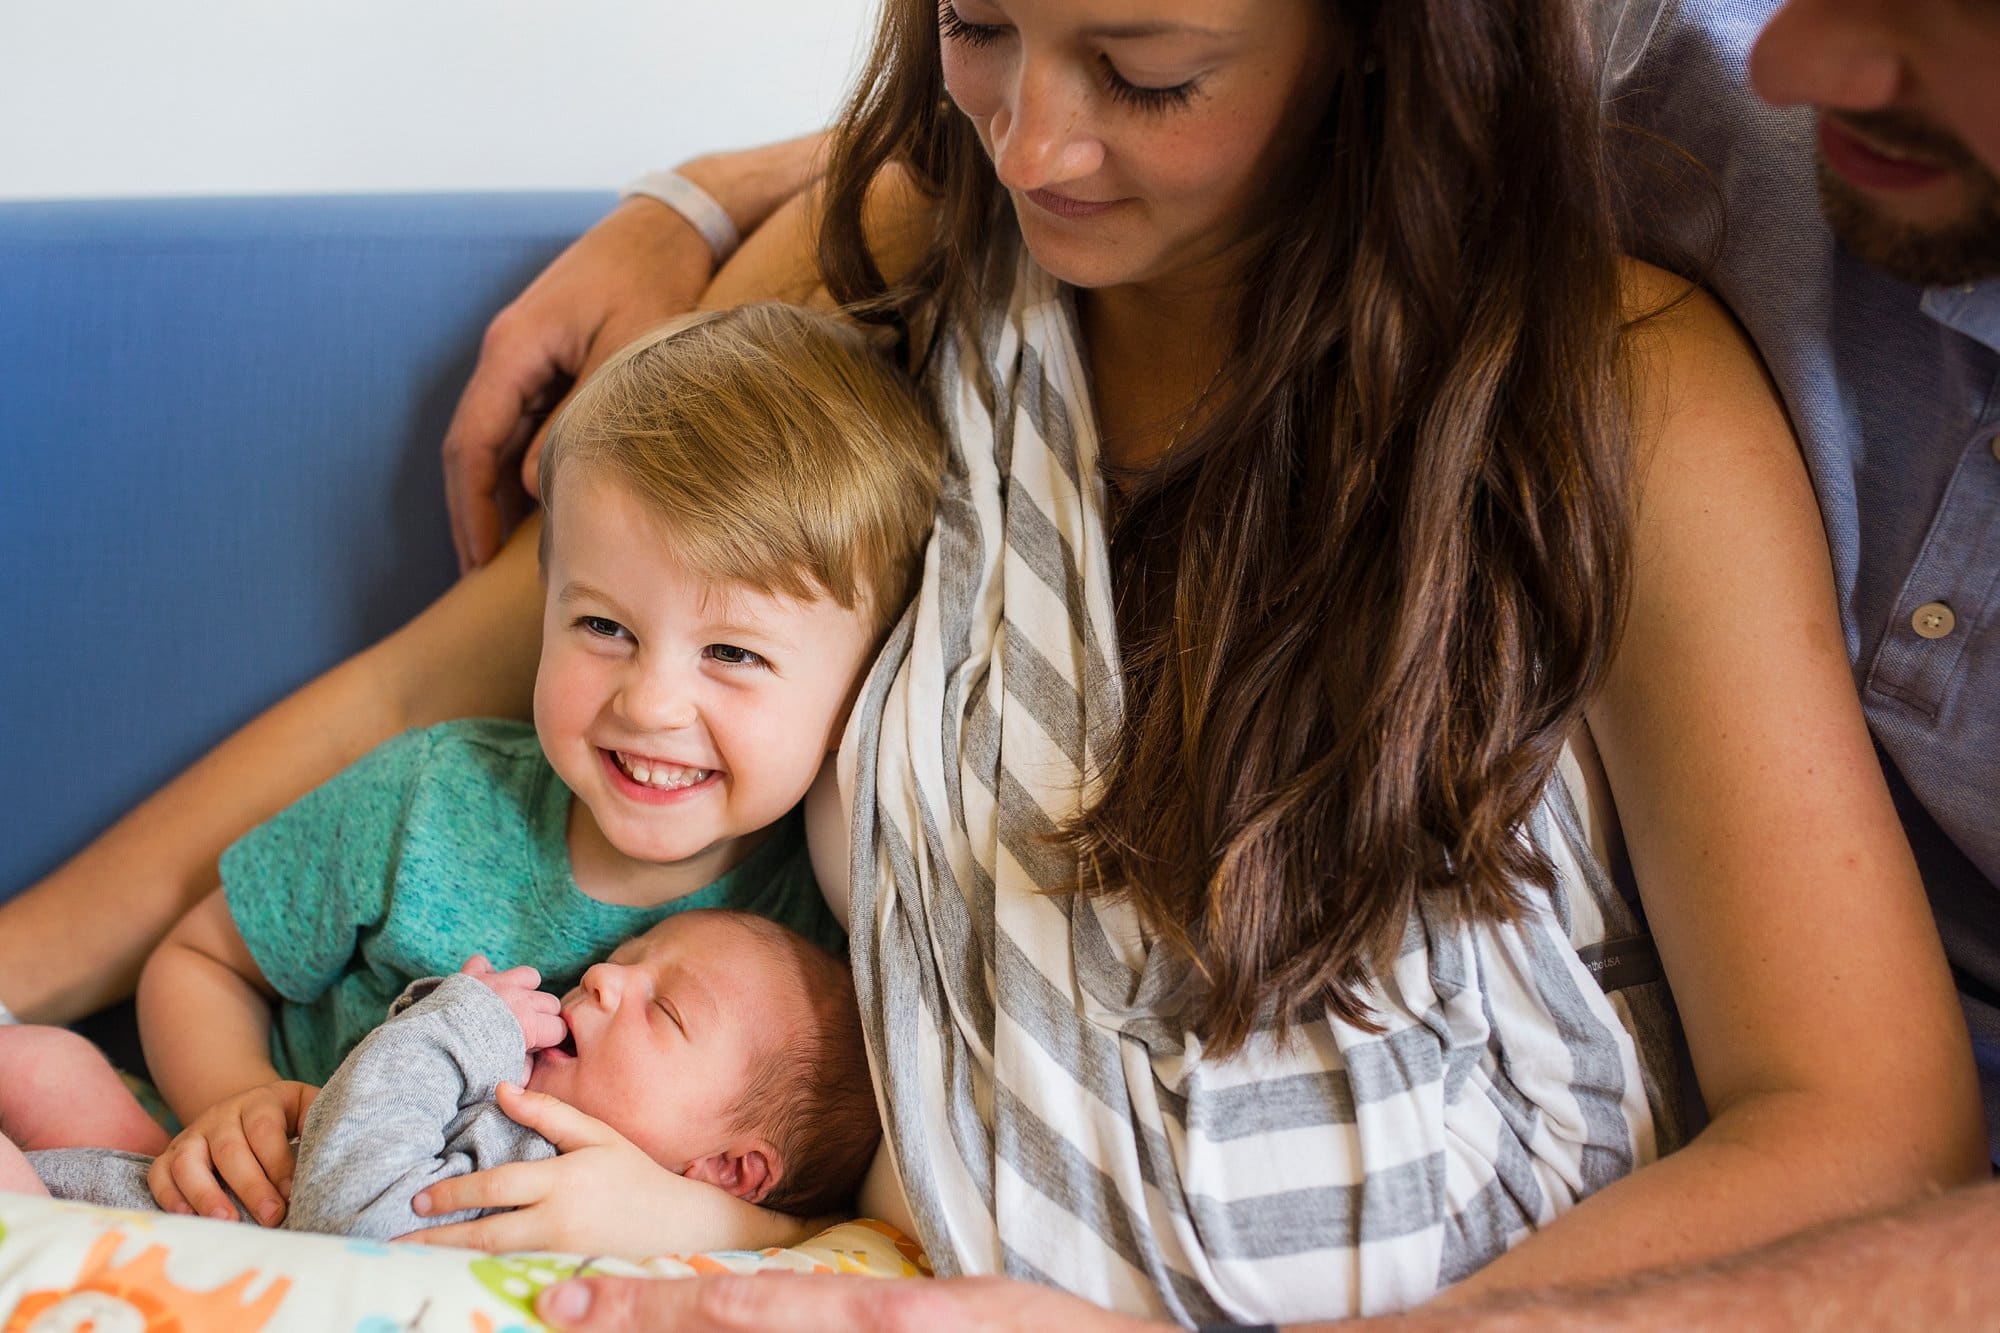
[1615,255,1788,472]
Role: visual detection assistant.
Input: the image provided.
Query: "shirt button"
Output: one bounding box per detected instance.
[1912,602,1957,639]
[1990,434,2000,463]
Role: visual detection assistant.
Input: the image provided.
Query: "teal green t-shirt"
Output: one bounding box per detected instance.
[220,718,841,1085]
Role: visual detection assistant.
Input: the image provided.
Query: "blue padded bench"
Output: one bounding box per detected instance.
[1,193,612,900]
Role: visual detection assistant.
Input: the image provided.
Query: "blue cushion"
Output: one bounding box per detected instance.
[0,193,612,897]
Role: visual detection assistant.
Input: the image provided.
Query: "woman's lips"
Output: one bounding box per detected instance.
[1819,117,1952,192]
[1025,188,1125,220]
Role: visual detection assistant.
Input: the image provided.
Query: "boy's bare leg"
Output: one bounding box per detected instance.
[0,1027,169,1155]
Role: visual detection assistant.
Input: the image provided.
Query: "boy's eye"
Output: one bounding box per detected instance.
[655,997,686,1034]
[576,615,628,640]
[705,643,766,668]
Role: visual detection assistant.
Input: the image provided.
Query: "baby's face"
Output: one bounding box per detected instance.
[526,912,805,1177]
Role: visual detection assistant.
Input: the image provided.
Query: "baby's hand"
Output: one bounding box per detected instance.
[460,956,566,1053]
[148,1080,318,1226]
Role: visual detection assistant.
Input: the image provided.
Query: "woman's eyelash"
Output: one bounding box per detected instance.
[938,1,1002,47]
[938,4,1198,113]
[1102,60,1198,111]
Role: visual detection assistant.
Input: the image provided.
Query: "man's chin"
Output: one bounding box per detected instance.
[1817,161,2000,288]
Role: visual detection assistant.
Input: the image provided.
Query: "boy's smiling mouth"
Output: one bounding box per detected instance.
[605,749,714,792]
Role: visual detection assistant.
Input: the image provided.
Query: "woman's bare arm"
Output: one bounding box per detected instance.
[0,522,544,1024]
[1437,264,1987,1298]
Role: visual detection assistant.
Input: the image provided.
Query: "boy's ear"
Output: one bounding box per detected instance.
[683,1140,780,1205]
[825,628,881,754]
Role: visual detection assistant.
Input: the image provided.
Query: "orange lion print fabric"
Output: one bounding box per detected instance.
[0,1195,927,1332]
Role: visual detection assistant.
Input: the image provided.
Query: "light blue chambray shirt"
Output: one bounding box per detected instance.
[1598,0,2000,1161]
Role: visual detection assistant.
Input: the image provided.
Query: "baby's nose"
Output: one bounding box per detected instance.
[580,962,627,1002]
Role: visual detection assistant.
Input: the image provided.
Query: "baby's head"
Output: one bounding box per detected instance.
[531,302,942,883]
[527,909,879,1216]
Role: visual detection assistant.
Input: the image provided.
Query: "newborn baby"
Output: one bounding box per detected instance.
[0,910,879,1238]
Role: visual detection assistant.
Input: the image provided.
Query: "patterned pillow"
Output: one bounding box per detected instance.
[0,1193,929,1332]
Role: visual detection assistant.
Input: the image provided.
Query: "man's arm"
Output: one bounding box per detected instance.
[1355,1179,2000,1332]
[442,132,828,567]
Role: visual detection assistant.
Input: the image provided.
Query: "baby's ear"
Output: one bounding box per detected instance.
[684,1141,780,1205]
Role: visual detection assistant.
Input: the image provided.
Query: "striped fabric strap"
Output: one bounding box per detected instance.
[843,230,1667,1324]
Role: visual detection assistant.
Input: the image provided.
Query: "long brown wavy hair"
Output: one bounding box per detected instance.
[820,0,1634,1057]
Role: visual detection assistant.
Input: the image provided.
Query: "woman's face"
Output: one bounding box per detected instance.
[939,0,1336,293]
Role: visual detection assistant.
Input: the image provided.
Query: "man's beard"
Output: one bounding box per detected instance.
[1815,110,2000,288]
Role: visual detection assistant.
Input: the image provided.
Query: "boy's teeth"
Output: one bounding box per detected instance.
[615,752,711,790]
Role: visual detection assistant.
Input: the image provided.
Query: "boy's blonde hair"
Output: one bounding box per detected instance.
[538,303,941,631]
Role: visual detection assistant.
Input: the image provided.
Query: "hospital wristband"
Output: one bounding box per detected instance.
[620,168,741,266]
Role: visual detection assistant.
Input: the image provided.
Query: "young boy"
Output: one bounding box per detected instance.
[1,909,880,1237]
[0,303,940,1231]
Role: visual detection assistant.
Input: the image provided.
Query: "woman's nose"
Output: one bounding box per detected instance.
[1749,0,1907,113]
[989,59,1106,192]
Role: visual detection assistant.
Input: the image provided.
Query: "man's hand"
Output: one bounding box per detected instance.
[534,1272,1169,1333]
[441,197,718,570]
[147,1079,318,1225]
[441,133,828,570]
[460,955,566,1057]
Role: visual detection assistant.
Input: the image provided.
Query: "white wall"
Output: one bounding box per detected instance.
[0,1,878,200]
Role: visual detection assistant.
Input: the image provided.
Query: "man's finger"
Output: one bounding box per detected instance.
[538,1273,890,1333]
[443,317,564,569]
[444,444,506,575]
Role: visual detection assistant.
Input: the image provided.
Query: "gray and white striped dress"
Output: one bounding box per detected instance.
[844,237,1674,1324]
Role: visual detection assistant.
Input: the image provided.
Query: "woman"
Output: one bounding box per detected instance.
[2,0,1982,1326]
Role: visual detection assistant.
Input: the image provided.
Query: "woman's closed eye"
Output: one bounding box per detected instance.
[704,643,767,669]
[939,2,1199,112]
[1100,60,1198,111]
[938,1,1003,47]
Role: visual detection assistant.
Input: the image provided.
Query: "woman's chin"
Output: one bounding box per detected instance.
[1014,213,1151,290]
